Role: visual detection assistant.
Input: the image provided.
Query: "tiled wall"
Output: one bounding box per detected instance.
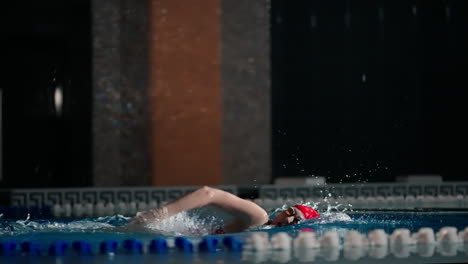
[3,183,468,207]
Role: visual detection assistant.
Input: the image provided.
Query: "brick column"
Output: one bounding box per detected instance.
[148,0,222,185]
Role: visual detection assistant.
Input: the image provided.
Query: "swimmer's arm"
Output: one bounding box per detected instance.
[130,186,268,232]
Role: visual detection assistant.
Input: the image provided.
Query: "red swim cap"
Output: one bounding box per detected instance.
[294,205,320,219]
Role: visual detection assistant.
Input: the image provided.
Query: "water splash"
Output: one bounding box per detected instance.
[315,212,353,223]
[145,211,222,236]
[0,215,128,236]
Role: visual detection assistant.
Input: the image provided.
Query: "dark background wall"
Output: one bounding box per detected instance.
[1,0,467,188]
[272,0,468,182]
[1,1,92,187]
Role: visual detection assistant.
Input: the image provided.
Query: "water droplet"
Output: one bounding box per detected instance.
[276,15,282,24]
[345,12,351,28]
[310,15,317,28]
[378,7,384,21]
[412,5,417,16]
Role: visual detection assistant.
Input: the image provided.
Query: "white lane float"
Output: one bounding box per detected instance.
[413,227,435,244]
[115,202,128,215]
[344,230,368,247]
[344,246,367,261]
[94,202,105,217]
[319,231,340,248]
[390,228,415,245]
[128,201,137,216]
[416,243,436,257]
[52,204,62,218]
[294,247,319,262]
[62,203,72,218]
[245,232,270,251]
[436,227,459,257]
[368,229,388,247]
[83,203,94,217]
[270,249,292,263]
[436,226,459,243]
[343,230,368,261]
[368,245,388,259]
[390,228,415,258]
[320,246,340,261]
[270,232,292,250]
[458,227,468,243]
[104,203,115,216]
[367,229,388,259]
[148,200,158,210]
[293,230,320,249]
[136,202,148,212]
[72,203,84,218]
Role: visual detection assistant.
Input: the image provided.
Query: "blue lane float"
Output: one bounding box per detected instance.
[175,237,193,252]
[72,241,93,256]
[0,241,18,256]
[198,237,218,252]
[21,241,41,256]
[223,236,244,252]
[149,238,168,254]
[48,241,69,256]
[100,240,118,254]
[123,239,143,254]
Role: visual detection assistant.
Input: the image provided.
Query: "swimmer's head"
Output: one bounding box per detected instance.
[270,205,320,227]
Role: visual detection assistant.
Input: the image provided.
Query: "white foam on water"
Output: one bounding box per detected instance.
[145,211,220,236]
[314,211,353,224]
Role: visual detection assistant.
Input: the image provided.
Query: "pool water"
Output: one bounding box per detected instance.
[1,209,468,263]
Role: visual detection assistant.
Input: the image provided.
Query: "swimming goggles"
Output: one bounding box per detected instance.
[285,207,302,224]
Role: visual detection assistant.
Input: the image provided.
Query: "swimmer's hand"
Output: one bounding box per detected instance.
[129,207,169,226]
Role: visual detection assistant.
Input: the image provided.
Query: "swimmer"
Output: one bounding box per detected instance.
[129,186,320,233]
